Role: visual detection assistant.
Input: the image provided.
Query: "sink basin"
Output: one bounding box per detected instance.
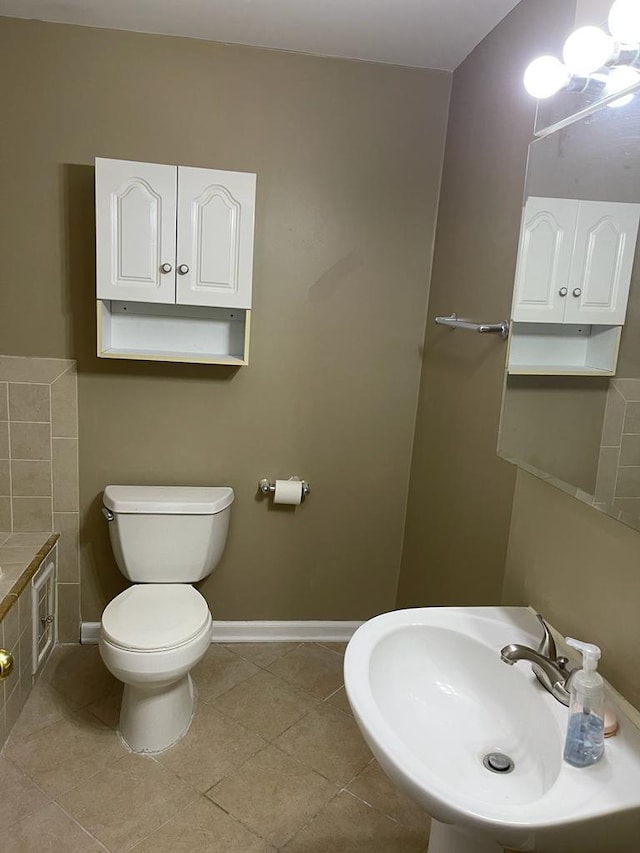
[344,607,640,853]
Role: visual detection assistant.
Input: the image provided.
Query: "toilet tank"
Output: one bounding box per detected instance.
[103,485,234,582]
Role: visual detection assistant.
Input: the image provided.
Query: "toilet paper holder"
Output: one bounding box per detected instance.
[259,477,311,499]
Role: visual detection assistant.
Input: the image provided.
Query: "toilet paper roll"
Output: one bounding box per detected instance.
[274,479,304,505]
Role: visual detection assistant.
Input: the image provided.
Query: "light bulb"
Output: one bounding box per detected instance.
[523,56,571,99]
[609,0,640,44]
[562,26,614,75]
[604,65,640,106]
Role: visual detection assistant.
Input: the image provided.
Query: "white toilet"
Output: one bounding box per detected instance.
[98,484,234,753]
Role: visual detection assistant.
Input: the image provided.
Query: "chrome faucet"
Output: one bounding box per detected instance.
[500,614,575,706]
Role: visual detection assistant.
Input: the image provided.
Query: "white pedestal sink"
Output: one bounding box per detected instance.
[344,607,640,853]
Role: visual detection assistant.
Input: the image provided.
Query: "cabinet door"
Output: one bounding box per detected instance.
[32,549,56,674]
[176,167,256,309]
[511,197,578,323]
[96,159,177,304]
[565,201,640,325]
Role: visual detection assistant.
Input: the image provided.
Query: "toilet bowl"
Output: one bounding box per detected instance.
[98,485,233,753]
[99,584,213,752]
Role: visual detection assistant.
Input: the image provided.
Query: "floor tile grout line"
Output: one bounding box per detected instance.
[202,740,278,800]
[23,681,115,732]
[3,711,133,806]
[208,763,341,852]
[13,650,290,808]
[51,750,131,804]
[205,674,350,750]
[3,698,259,838]
[204,737,343,802]
[204,687,317,745]
[0,643,434,852]
[53,752,200,851]
[204,765,293,849]
[223,640,346,675]
[324,684,346,703]
[1,749,55,799]
[341,755,376,792]
[122,790,204,852]
[341,785,428,835]
[0,764,55,834]
[126,793,275,853]
[50,798,113,852]
[315,641,347,656]
[187,694,363,796]
[201,787,283,851]
[13,728,130,846]
[155,708,272,797]
[222,640,304,671]
[200,649,339,713]
[275,786,345,850]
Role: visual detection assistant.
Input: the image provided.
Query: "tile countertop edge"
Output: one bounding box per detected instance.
[0,533,59,622]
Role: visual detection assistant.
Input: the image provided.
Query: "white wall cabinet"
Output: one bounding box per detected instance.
[509,196,640,375]
[96,159,178,305]
[176,166,255,309]
[511,197,577,324]
[512,197,640,325]
[565,201,639,324]
[95,158,256,365]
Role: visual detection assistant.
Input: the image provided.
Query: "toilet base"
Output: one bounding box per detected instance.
[119,673,196,753]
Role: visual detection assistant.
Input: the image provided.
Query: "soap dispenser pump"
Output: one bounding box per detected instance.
[563,637,605,767]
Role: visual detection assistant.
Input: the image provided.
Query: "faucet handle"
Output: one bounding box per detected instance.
[535,613,558,660]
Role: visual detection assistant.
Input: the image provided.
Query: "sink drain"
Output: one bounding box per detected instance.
[483,752,514,774]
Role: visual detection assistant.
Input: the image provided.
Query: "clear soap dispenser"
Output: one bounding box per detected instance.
[563,638,605,767]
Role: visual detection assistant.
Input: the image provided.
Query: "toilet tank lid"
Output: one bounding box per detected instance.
[103,485,234,514]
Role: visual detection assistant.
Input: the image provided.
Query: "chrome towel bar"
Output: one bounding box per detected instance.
[435,313,509,340]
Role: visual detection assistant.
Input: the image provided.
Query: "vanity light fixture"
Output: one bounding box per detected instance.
[523,56,572,99]
[605,64,640,105]
[609,0,640,43]
[523,0,640,103]
[562,26,615,76]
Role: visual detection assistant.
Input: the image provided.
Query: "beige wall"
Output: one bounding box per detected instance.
[397,0,577,608]
[504,471,640,709]
[0,18,450,622]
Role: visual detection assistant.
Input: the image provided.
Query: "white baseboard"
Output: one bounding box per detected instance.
[210,621,363,642]
[81,620,363,645]
[81,623,100,643]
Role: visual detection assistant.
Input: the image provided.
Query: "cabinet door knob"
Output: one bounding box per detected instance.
[178,264,190,275]
[559,287,568,297]
[160,263,173,274]
[572,287,582,297]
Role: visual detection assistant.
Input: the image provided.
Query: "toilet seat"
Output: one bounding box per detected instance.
[101,584,210,652]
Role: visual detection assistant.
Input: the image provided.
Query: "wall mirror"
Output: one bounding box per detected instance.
[498,87,640,532]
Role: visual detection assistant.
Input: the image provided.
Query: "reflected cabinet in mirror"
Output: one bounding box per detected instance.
[499,92,640,532]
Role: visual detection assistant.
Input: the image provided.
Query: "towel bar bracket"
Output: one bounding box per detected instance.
[435,313,509,341]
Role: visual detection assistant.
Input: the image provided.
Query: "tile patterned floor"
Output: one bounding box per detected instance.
[1,642,432,852]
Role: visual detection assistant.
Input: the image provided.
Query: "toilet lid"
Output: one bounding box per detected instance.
[101,585,211,651]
